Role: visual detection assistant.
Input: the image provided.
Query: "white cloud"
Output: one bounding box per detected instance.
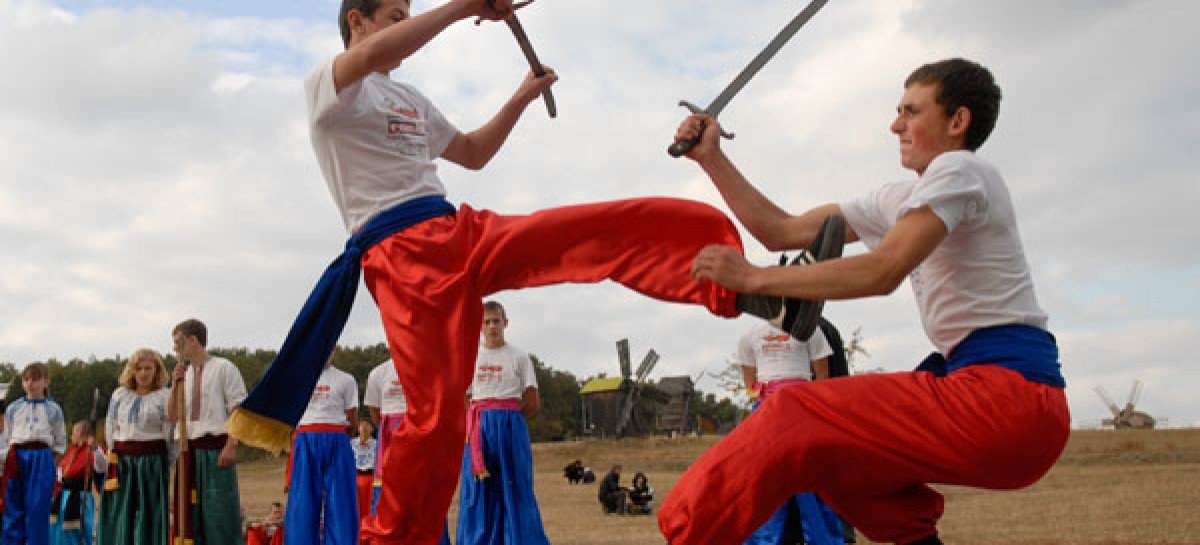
[1,0,1198,427]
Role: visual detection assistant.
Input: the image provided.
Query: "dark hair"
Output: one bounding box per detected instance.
[904,58,1001,151]
[632,472,647,487]
[173,318,208,347]
[482,301,507,320]
[21,362,49,381]
[339,0,384,47]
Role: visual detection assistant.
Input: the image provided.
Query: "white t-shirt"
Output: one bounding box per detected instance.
[180,356,247,440]
[364,360,407,416]
[106,387,173,446]
[298,366,359,427]
[305,56,459,234]
[840,151,1048,354]
[469,343,538,401]
[734,323,833,382]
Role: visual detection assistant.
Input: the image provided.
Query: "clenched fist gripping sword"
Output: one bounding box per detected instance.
[668,0,828,157]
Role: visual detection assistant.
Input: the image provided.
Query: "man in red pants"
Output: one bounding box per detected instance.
[227,1,790,544]
[663,58,1070,544]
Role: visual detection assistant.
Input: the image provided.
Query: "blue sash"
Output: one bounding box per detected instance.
[914,324,1066,387]
[232,196,455,452]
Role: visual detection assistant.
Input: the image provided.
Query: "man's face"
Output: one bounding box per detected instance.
[356,0,410,41]
[481,310,507,344]
[890,82,962,175]
[172,332,192,360]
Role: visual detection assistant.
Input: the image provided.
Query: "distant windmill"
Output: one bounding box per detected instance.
[578,339,664,438]
[614,339,659,437]
[1094,380,1158,429]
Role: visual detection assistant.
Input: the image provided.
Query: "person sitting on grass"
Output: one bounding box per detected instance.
[564,459,584,484]
[598,464,628,514]
[627,472,654,515]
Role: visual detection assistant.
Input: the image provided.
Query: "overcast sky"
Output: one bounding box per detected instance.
[1,0,1197,427]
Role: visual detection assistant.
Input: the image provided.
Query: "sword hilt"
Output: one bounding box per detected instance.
[667,100,734,158]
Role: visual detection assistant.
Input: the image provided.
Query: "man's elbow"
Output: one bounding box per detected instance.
[867,263,908,296]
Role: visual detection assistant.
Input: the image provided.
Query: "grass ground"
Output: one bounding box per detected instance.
[238,429,1200,544]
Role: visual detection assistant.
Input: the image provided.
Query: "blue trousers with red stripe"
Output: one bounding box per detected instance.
[3,448,57,545]
[456,409,549,545]
[286,430,358,545]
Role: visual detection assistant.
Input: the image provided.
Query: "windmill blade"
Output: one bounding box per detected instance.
[634,349,660,383]
[616,339,632,379]
[1127,380,1144,408]
[615,385,639,437]
[1093,385,1121,417]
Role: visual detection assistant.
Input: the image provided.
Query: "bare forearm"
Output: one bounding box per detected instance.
[697,151,794,248]
[750,251,905,300]
[457,92,533,169]
[741,366,757,389]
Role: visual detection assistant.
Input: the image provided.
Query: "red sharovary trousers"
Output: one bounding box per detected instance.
[358,198,742,544]
[659,365,1070,544]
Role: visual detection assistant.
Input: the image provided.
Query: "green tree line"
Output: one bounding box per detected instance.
[0,345,743,444]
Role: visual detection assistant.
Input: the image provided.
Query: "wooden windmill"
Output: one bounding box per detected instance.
[1094,380,1158,429]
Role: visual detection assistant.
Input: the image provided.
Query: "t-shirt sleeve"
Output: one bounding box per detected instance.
[341,374,359,412]
[413,90,458,159]
[899,153,988,233]
[363,369,381,408]
[735,331,756,367]
[519,352,539,390]
[840,188,891,250]
[305,55,364,127]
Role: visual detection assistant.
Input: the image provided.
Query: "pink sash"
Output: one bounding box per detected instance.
[760,377,810,400]
[466,398,521,479]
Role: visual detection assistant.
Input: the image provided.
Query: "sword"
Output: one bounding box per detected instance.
[668,0,828,157]
[505,13,556,118]
[480,0,556,118]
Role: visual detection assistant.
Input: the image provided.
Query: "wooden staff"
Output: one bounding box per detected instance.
[175,362,190,545]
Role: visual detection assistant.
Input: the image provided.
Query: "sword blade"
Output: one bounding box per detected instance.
[705,0,827,116]
[505,14,557,118]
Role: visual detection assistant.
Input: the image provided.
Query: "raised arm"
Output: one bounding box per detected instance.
[333,0,514,93]
[441,68,559,170]
[674,113,861,251]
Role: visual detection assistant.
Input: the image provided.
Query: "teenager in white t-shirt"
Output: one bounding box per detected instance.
[278,2,787,543]
[661,59,1070,545]
[285,361,359,545]
[734,325,843,545]
[457,301,549,545]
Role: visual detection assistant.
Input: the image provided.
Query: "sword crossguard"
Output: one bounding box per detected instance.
[668,100,735,158]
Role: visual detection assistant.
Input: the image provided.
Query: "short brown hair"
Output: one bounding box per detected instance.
[482,301,507,319]
[905,58,1001,151]
[173,318,208,347]
[21,362,49,381]
[339,0,383,47]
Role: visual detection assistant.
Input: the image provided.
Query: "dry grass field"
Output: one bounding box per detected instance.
[238,429,1200,544]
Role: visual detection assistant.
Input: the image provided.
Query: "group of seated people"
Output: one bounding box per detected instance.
[596,464,653,515]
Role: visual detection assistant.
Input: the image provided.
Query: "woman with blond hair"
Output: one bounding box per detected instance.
[97,348,173,545]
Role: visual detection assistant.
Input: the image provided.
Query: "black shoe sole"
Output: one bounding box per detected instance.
[781,214,846,340]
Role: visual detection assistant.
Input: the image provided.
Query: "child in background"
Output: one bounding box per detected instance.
[1,362,68,545]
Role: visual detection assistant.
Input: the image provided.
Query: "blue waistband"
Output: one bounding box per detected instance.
[236,196,455,433]
[914,324,1066,387]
